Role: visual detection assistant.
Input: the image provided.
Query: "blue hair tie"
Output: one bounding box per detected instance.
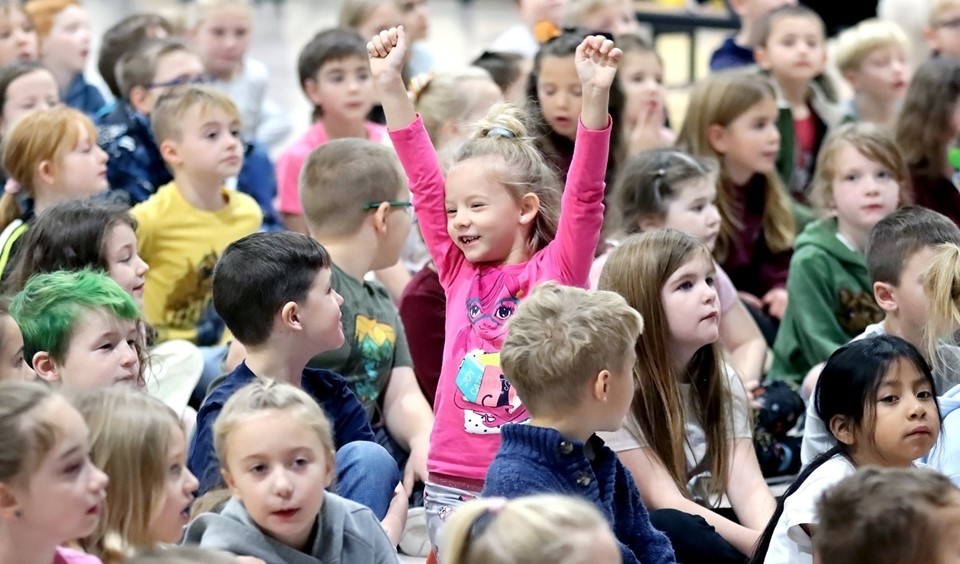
[485,126,515,139]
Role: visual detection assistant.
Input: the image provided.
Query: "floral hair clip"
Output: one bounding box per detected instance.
[534,21,562,44]
[4,178,21,195]
[407,72,434,103]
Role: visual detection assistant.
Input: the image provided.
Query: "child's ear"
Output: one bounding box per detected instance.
[592,369,611,402]
[31,352,60,384]
[924,26,942,50]
[279,300,301,330]
[322,454,335,489]
[873,281,899,314]
[303,77,324,107]
[369,201,390,233]
[35,160,55,187]
[0,482,22,520]
[519,192,541,225]
[159,139,182,167]
[221,468,239,496]
[754,46,771,70]
[842,69,860,90]
[129,85,150,115]
[707,124,730,155]
[829,414,857,446]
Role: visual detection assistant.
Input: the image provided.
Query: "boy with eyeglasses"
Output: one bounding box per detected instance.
[96,37,281,229]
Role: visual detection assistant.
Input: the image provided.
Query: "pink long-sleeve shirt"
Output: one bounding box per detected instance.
[390,115,610,481]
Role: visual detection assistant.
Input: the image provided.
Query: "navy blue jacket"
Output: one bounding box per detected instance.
[188,362,376,495]
[709,36,755,72]
[483,424,676,564]
[65,73,106,116]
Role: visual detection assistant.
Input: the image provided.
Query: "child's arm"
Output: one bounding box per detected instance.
[618,447,761,556]
[725,438,778,530]
[370,26,462,282]
[547,36,621,284]
[382,366,434,493]
[720,300,768,387]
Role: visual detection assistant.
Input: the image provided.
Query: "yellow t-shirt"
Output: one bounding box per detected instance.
[132,182,262,344]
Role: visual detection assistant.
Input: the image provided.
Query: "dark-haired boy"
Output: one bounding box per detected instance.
[800,206,960,465]
[187,231,406,541]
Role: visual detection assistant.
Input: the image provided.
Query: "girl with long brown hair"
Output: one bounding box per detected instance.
[599,229,775,563]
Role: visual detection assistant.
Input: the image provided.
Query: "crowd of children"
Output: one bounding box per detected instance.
[6,0,960,562]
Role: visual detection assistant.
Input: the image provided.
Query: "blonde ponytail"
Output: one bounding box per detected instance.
[924,243,960,374]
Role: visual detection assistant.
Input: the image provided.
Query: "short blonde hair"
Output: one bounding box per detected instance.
[150,85,241,145]
[338,0,392,30]
[500,281,643,416]
[834,18,909,74]
[930,0,960,26]
[72,387,181,557]
[189,0,251,28]
[412,67,500,147]
[441,495,612,564]
[298,138,406,238]
[561,0,629,28]
[213,378,335,471]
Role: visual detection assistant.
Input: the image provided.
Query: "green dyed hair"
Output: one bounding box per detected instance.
[10,269,143,369]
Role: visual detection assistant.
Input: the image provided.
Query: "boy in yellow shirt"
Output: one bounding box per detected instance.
[132,85,262,402]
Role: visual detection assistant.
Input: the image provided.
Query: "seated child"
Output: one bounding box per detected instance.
[813,467,960,564]
[800,206,960,465]
[10,269,143,391]
[0,106,107,278]
[98,37,280,228]
[561,0,641,37]
[925,0,960,60]
[276,28,386,235]
[187,231,404,540]
[132,86,260,356]
[617,32,674,155]
[834,18,912,127]
[0,380,109,564]
[754,5,841,202]
[96,12,172,101]
[772,124,905,385]
[183,378,399,563]
[599,230,773,562]
[0,297,31,381]
[709,0,796,72]
[3,198,204,426]
[0,0,37,67]
[24,0,103,115]
[441,495,621,564]
[188,0,291,149]
[73,386,198,558]
[0,60,58,135]
[755,335,941,564]
[483,282,675,564]
[471,50,530,105]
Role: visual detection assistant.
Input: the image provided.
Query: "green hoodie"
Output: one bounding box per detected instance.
[770,218,883,385]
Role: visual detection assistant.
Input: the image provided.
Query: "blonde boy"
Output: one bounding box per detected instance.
[926,0,960,60]
[133,86,261,351]
[562,0,640,37]
[835,19,911,126]
[483,282,675,564]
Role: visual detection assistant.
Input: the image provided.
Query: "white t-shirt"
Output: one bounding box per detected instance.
[763,454,857,564]
[600,364,752,497]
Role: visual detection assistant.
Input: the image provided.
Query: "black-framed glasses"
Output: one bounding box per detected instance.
[362,201,413,216]
[146,74,213,89]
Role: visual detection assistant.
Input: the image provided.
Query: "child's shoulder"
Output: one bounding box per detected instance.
[131,181,178,216]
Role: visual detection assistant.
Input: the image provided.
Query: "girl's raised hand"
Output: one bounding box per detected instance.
[575,35,622,90]
[367,26,408,83]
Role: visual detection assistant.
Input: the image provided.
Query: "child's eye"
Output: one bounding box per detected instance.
[844,174,859,182]
[99,343,114,351]
[877,170,893,179]
[705,276,715,286]
[879,395,898,404]
[292,457,309,468]
[918,390,934,400]
[445,208,456,216]
[63,460,83,476]
[249,463,266,474]
[230,128,242,138]
[692,204,705,212]
[126,339,137,348]
[678,281,693,291]
[469,203,484,209]
[169,463,183,476]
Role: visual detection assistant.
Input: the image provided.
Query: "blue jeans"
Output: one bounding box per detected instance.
[335,440,400,520]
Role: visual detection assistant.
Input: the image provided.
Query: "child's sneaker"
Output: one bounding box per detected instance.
[399,506,430,557]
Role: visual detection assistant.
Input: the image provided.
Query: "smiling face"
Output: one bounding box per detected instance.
[444,156,533,265]
[660,252,720,363]
[537,55,581,141]
[7,396,108,546]
[222,408,334,551]
[148,422,198,544]
[104,222,149,308]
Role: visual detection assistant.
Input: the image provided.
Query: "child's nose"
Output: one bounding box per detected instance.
[185,468,199,494]
[91,464,109,491]
[271,470,294,497]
